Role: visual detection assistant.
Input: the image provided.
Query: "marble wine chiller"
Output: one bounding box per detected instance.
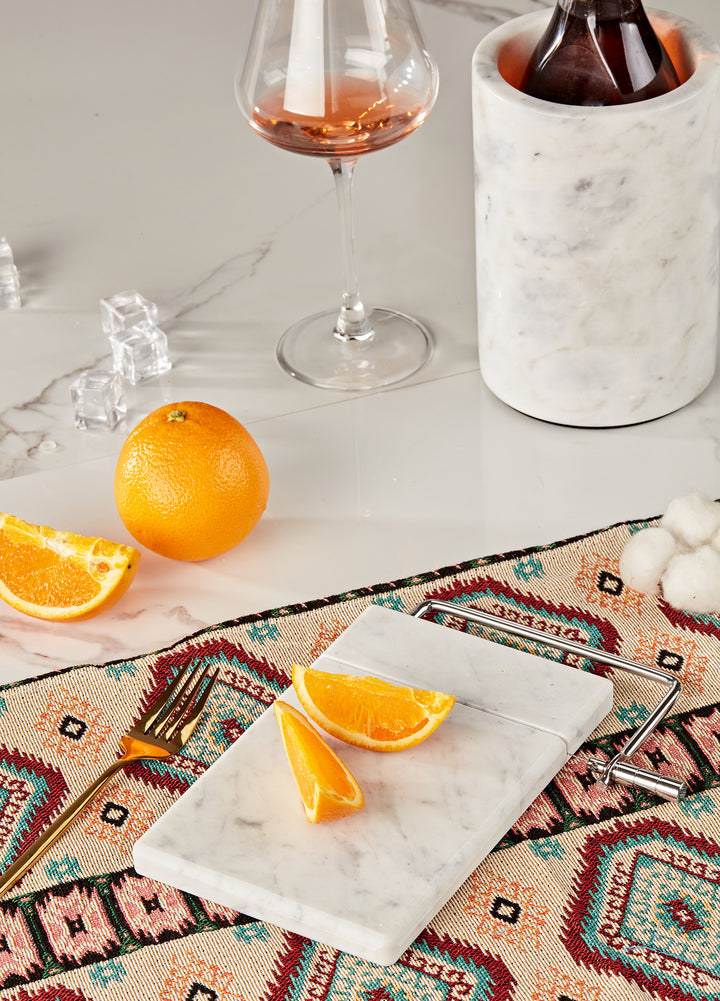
[472,9,720,427]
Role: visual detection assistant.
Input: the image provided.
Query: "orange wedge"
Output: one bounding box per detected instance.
[274,701,364,823]
[0,513,140,621]
[292,663,455,753]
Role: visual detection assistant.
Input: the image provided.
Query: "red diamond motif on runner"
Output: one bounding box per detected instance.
[663,898,704,933]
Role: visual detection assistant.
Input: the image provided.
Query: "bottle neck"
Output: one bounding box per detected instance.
[559,0,641,16]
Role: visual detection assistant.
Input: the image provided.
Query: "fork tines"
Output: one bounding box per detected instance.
[140,661,220,740]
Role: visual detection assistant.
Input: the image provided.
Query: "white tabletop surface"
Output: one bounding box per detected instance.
[1,0,719,684]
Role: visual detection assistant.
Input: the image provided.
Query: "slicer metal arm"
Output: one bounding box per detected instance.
[410,598,686,801]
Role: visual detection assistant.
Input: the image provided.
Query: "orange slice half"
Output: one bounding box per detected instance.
[292,663,455,752]
[274,700,364,823]
[0,513,140,621]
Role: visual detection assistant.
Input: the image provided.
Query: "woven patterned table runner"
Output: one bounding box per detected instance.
[0,513,718,1001]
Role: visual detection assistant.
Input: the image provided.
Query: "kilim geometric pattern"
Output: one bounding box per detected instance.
[1,512,720,1000]
[563,816,720,1000]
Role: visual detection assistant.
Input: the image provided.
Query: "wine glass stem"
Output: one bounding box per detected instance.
[329,158,375,343]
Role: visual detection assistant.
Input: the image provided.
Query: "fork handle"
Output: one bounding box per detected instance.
[0,758,128,897]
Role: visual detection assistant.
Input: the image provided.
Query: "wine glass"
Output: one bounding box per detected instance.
[236,0,439,391]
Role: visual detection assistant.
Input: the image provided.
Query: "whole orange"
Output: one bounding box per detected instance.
[114,401,269,561]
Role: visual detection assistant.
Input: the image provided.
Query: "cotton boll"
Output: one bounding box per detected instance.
[661,491,720,549]
[619,527,678,595]
[661,546,720,614]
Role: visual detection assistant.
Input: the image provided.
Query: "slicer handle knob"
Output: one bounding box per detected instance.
[587,756,687,801]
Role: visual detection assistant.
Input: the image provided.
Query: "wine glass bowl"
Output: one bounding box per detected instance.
[245,76,433,159]
[236,0,439,390]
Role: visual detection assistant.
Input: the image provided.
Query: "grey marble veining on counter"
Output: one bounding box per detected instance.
[0,0,536,483]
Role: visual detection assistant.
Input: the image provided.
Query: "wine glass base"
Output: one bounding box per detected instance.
[276,308,432,391]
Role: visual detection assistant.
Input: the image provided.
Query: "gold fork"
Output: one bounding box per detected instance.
[0,659,220,897]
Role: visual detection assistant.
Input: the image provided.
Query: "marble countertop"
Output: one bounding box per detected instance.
[2,0,719,683]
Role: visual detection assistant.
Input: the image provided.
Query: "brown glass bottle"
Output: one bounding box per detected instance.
[520,0,680,106]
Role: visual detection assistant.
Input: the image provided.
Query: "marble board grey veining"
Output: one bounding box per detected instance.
[133,606,613,966]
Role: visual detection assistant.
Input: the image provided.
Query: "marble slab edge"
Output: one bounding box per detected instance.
[134,704,569,966]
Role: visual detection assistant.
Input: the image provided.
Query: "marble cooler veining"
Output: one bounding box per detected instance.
[133,606,612,966]
[472,10,720,427]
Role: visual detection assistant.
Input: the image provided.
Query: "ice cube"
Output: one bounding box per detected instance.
[0,237,21,310]
[70,370,126,430]
[109,323,172,384]
[100,289,158,335]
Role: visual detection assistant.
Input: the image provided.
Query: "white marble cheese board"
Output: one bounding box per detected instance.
[133,605,613,965]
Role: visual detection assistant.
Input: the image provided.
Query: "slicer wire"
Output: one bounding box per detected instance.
[411,599,686,801]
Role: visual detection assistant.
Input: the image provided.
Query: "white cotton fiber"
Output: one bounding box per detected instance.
[619,527,678,595]
[661,491,720,549]
[661,546,720,614]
